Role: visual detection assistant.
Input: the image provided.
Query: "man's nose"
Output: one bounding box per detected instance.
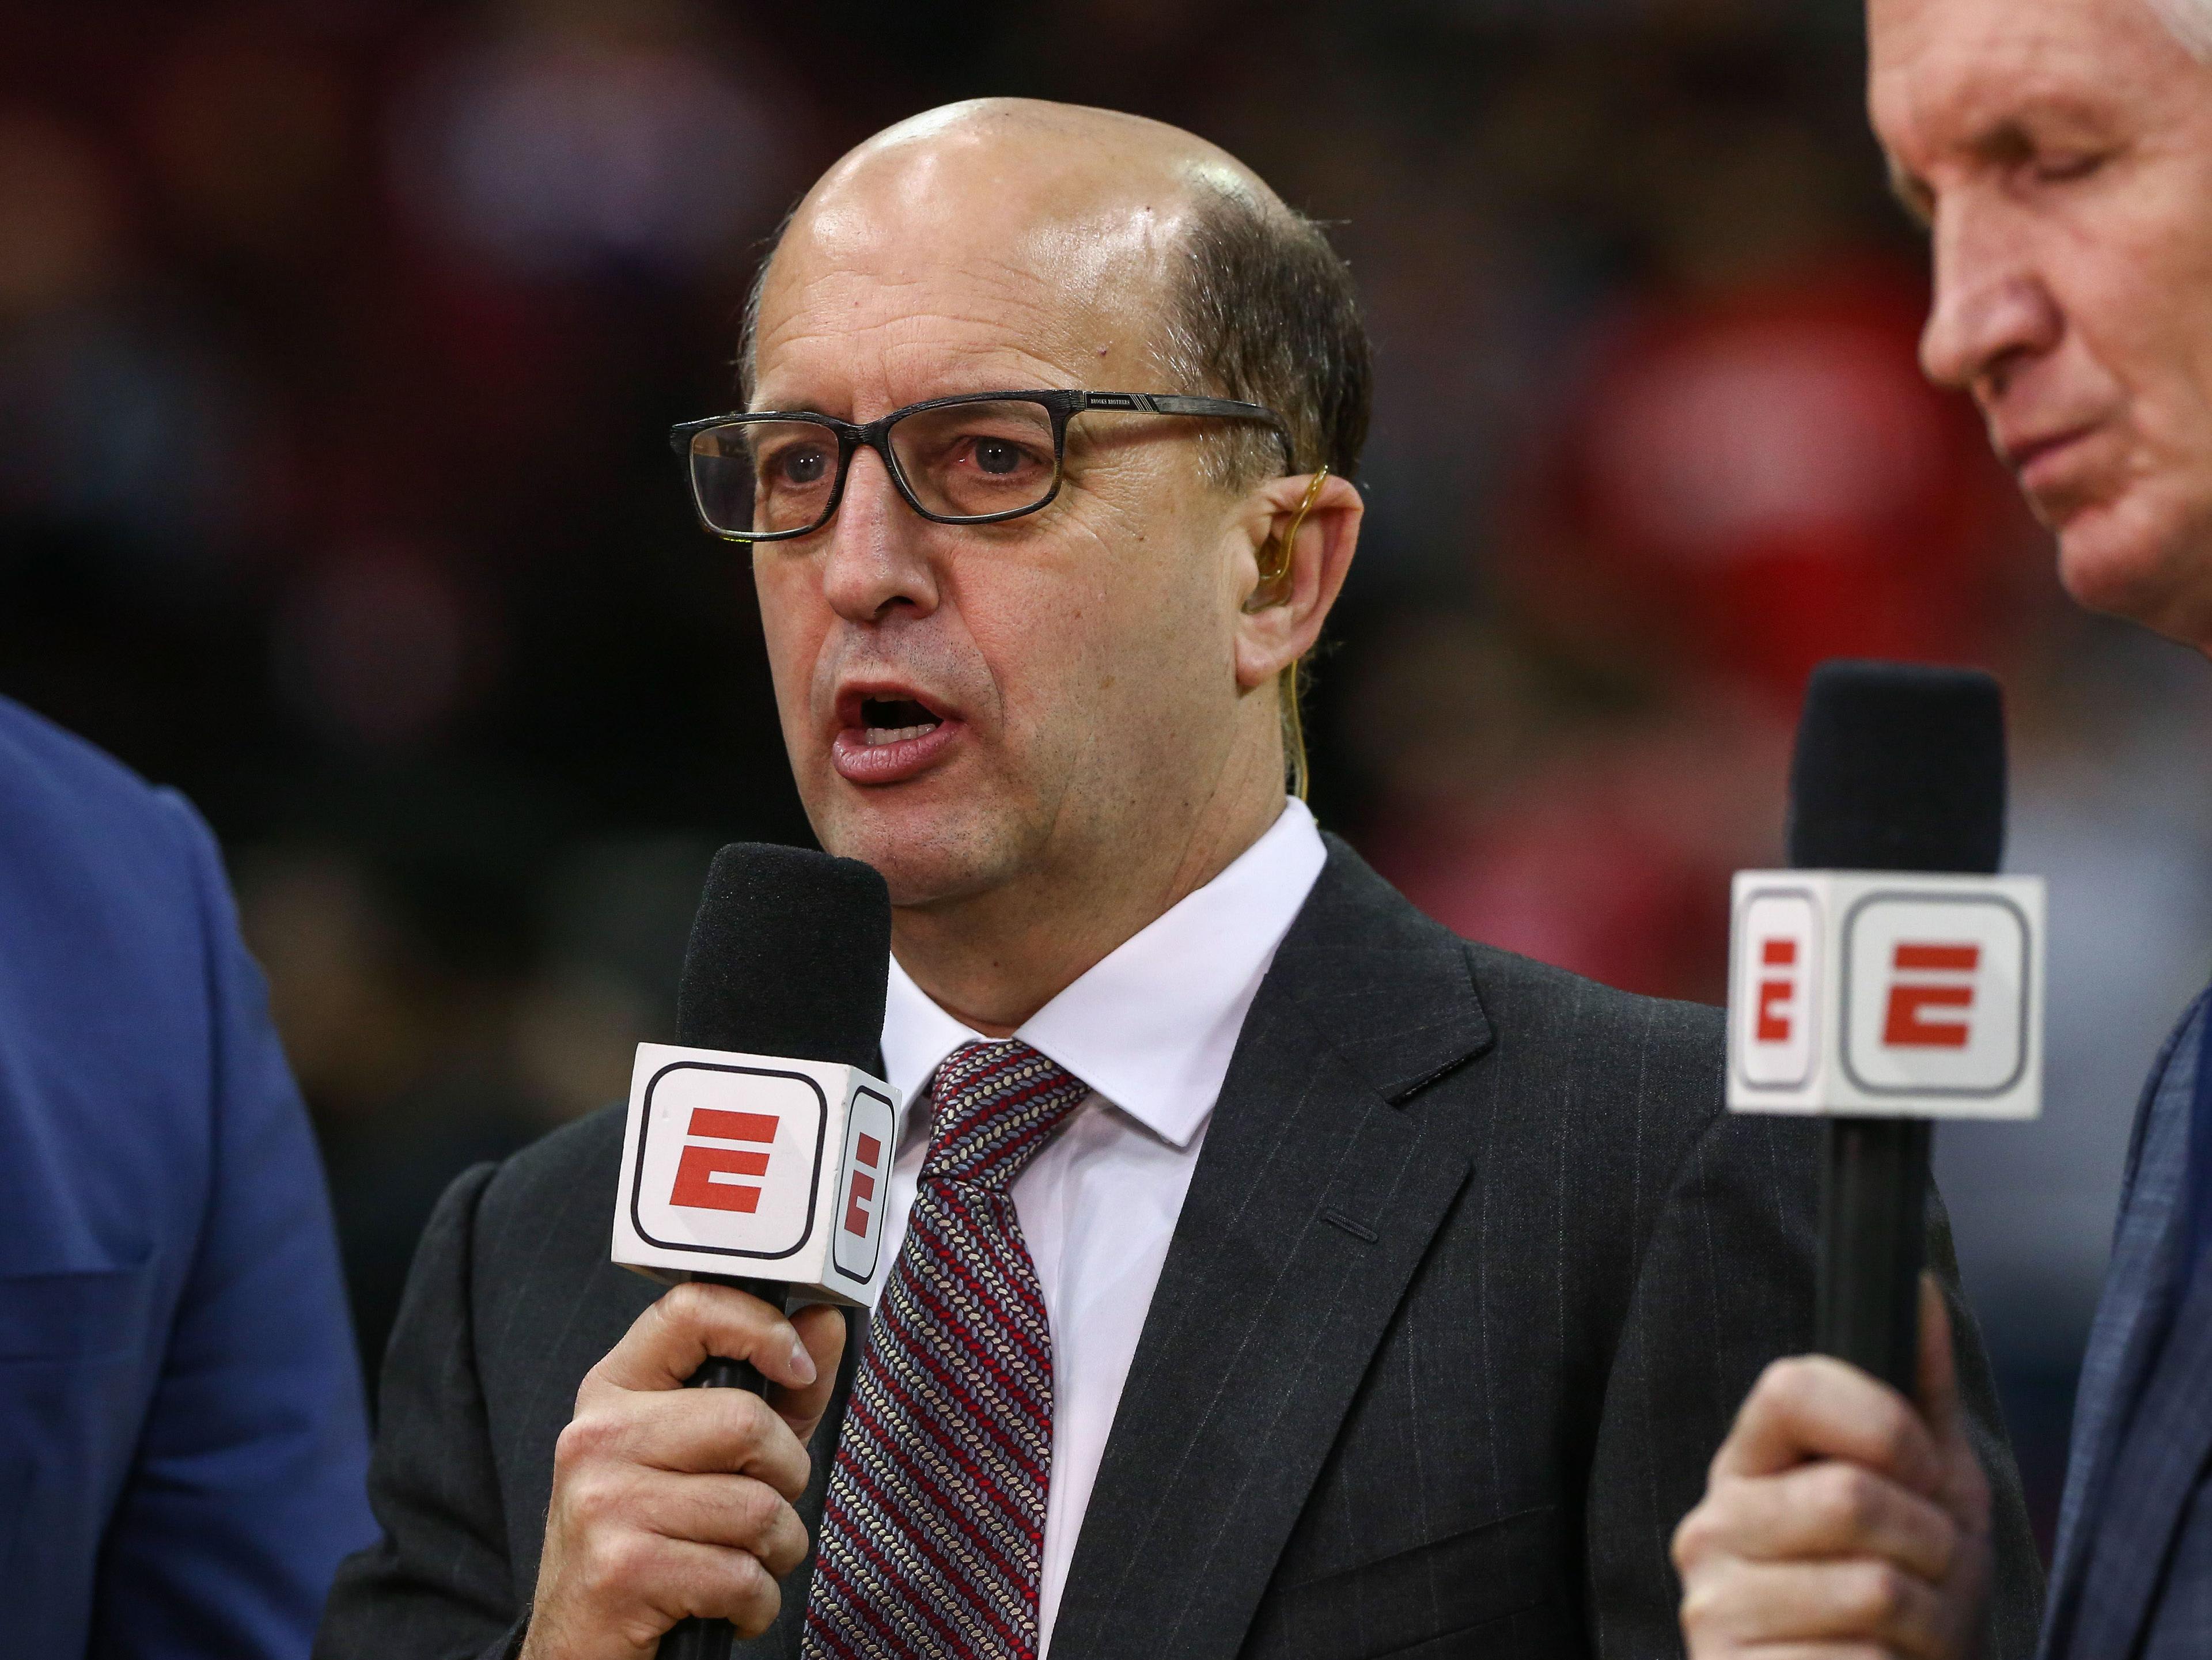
[1919,198,2062,395]
[819,447,940,626]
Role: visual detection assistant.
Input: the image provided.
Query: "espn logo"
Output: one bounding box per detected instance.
[1740,889,1817,1090]
[831,1090,895,1283]
[628,1061,828,1262]
[613,1043,902,1307]
[1757,938,1799,1043]
[1842,895,2029,1098]
[1881,943,1979,1050]
[669,1108,779,1214]
[1728,871,2042,1121]
[842,1132,882,1236]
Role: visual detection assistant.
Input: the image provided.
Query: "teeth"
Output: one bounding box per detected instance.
[862,723,938,746]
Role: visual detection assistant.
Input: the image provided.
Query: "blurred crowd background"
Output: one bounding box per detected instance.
[7,0,2210,1557]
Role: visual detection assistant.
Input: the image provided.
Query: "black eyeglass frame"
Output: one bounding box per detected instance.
[668,389,1298,543]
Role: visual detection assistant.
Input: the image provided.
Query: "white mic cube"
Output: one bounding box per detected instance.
[1726,870,2045,1120]
[611,1041,903,1308]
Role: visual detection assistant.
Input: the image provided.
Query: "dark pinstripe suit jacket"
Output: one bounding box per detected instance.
[318,837,2042,1659]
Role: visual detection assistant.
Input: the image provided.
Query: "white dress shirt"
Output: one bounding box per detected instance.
[875,798,1328,1657]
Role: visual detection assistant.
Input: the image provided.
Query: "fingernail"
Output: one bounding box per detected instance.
[789,1335,817,1385]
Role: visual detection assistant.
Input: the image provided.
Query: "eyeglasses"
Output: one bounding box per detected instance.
[668,389,1296,543]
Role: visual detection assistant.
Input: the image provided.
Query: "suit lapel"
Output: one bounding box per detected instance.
[1048,843,1493,1660]
[2042,998,2207,1658]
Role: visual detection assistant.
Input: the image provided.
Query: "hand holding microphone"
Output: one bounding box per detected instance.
[1676,662,2040,1660]
[522,844,894,1660]
[1676,1279,1993,1659]
[522,1284,843,1659]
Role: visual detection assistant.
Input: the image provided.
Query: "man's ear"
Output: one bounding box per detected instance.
[1233,471,1363,692]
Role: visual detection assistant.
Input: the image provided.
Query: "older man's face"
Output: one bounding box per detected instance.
[1869,0,2212,644]
[744,123,1263,908]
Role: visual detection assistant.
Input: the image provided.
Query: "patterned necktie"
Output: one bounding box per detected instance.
[803,1039,1090,1660]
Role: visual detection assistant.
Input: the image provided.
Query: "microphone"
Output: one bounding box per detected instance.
[611,843,894,1660]
[1726,661,2044,1393]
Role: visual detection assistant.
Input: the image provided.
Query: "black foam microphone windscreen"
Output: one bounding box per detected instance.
[1789,661,2007,1396]
[676,842,892,1068]
[1788,661,2006,877]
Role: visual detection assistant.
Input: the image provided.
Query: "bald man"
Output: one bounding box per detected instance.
[316,102,2037,1660]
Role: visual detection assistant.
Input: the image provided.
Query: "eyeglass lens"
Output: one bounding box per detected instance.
[688,399,1065,538]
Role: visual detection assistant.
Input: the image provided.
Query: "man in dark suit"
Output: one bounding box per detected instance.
[0,694,376,1657]
[318,98,2040,1659]
[1674,2,2212,1657]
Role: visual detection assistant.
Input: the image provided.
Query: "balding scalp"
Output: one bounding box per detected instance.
[734,99,1369,495]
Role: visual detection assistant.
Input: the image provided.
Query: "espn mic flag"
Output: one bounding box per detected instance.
[611,842,897,1307]
[612,1041,899,1306]
[1726,869,2043,1120]
[1726,662,2044,1392]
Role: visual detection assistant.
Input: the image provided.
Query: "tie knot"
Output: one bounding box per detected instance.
[922,1039,1088,1192]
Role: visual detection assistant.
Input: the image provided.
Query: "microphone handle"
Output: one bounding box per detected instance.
[1815,1117,1930,1397]
[661,1275,789,1660]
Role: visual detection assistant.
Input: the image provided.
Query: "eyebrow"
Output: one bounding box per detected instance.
[1883,90,2125,232]
[1884,160,1934,232]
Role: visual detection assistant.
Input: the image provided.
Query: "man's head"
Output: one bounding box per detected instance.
[736,100,1367,929]
[1868,0,2212,650]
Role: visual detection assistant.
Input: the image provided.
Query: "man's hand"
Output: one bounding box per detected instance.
[1673,1276,1994,1659]
[520,1282,847,1660]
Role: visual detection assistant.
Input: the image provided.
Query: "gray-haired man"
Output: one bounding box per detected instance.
[1675,2,2212,1655]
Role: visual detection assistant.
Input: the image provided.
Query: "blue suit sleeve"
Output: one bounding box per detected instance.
[88,793,377,1659]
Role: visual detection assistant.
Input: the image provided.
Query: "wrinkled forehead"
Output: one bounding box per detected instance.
[751,135,1219,408]
[1869,0,2192,149]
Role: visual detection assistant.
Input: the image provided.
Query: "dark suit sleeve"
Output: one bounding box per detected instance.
[1582,1102,2043,1660]
[316,1162,529,1660]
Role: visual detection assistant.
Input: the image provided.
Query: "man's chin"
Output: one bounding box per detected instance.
[808,793,1031,911]
[2054,487,2212,649]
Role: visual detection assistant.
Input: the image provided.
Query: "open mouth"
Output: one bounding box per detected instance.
[831,687,961,785]
[857,696,943,747]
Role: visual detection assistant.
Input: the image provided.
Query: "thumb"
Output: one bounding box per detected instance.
[1915,1269,1995,1566]
[1915,1271,1961,1442]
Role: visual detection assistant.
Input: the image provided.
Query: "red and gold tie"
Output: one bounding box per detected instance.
[802,1039,1089,1659]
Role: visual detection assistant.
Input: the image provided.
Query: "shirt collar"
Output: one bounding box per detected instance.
[878,798,1328,1150]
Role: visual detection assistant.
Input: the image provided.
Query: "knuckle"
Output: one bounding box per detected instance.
[1672,1507,1715,1572]
[767,1451,811,1504]
[1815,1464,1879,1534]
[1746,1358,1814,1428]
[733,1547,773,1598]
[582,1530,653,1599]
[731,1479,781,1540]
[768,1507,810,1574]
[566,1467,628,1528]
[729,1387,777,1447]
[765,1529,806,1579]
[732,1558,783,1638]
[555,1412,615,1471]
[1677,1574,1726,1636]
[1751,1356,1799,1401]
[662,1279,715,1327]
[1847,1562,1910,1627]
[1876,1412,1925,1477]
